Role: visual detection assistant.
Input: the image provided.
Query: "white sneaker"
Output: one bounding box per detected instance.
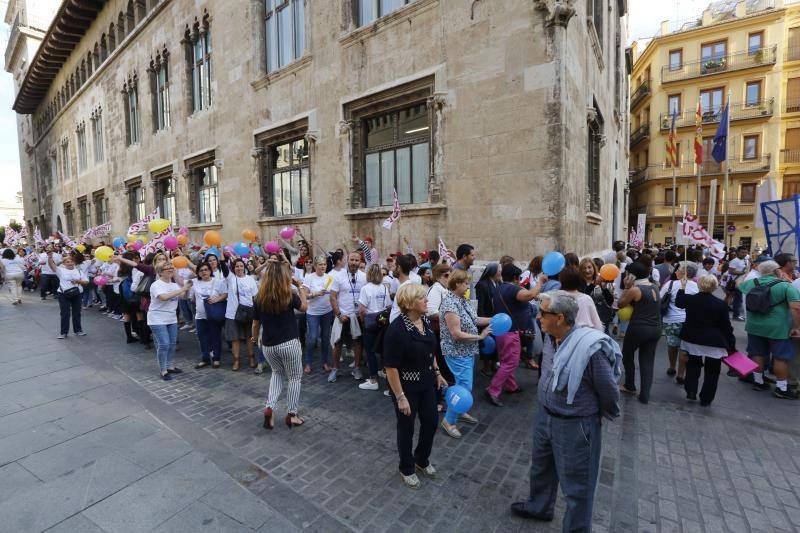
[359,380,379,391]
[415,463,437,479]
[180,324,191,331]
[384,389,391,397]
[351,367,364,380]
[348,361,356,368]
[57,334,66,339]
[400,472,421,489]
[377,370,387,378]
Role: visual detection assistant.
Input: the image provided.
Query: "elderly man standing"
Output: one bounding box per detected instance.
[739,260,800,399]
[511,291,621,531]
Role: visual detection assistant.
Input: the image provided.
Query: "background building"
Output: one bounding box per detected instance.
[628,0,800,249]
[6,0,630,259]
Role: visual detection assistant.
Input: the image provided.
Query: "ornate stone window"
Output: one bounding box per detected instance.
[256,118,311,218]
[183,12,212,114]
[343,77,435,208]
[76,121,88,172]
[587,103,604,214]
[123,74,140,145]
[148,47,171,131]
[152,166,177,226]
[356,0,416,26]
[59,137,70,181]
[265,0,304,73]
[91,107,104,163]
[93,190,108,224]
[64,202,74,236]
[183,152,219,224]
[128,179,146,224]
[78,196,90,232]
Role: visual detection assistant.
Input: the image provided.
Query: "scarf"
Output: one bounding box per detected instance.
[550,326,622,405]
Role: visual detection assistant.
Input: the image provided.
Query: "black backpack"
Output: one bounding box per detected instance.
[745,278,785,314]
[660,280,674,317]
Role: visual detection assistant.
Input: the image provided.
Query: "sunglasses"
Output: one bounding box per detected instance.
[539,310,561,317]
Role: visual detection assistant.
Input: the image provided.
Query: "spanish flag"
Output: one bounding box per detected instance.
[665,111,678,167]
[693,101,703,165]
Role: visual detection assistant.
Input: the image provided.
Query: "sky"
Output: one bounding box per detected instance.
[0,19,23,205]
[628,0,712,44]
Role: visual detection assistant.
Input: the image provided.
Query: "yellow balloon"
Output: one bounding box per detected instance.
[617,305,634,322]
[148,218,170,233]
[75,244,86,253]
[94,245,114,262]
[127,234,139,243]
[137,236,149,244]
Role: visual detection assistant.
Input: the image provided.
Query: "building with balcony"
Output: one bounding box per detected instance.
[5,0,631,261]
[627,0,800,249]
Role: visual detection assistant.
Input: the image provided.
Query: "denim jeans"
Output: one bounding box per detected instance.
[151,323,178,373]
[362,326,380,377]
[195,319,212,363]
[444,354,474,425]
[40,273,58,298]
[57,291,82,335]
[522,405,602,532]
[179,299,194,324]
[305,311,333,366]
[203,318,225,361]
[732,288,743,317]
[81,280,94,306]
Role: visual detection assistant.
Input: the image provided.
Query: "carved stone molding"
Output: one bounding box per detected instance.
[304,130,320,144]
[426,92,447,110]
[586,106,598,123]
[337,120,353,136]
[250,147,264,159]
[534,0,576,27]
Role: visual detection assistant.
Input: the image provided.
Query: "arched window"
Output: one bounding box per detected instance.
[118,12,126,41]
[126,0,135,31]
[80,60,86,85]
[93,43,100,70]
[100,34,108,61]
[86,51,93,77]
[136,0,147,22]
[109,23,116,52]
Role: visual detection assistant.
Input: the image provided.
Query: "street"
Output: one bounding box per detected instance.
[1,294,799,533]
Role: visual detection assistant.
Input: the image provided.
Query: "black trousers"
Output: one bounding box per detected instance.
[684,354,722,405]
[58,292,82,334]
[40,273,59,298]
[622,324,661,402]
[393,386,438,476]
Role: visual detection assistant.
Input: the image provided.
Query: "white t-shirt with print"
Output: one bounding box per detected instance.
[331,269,367,316]
[192,278,226,320]
[148,280,181,326]
[660,279,699,324]
[358,282,391,314]
[55,266,86,293]
[39,252,61,275]
[224,274,259,320]
[302,272,334,316]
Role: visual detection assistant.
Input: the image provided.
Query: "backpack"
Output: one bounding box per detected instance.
[660,280,674,317]
[121,277,140,304]
[745,278,785,314]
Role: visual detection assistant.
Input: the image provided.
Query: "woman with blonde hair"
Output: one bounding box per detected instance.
[252,259,308,430]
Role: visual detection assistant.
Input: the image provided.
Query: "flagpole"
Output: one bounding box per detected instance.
[671,165,677,244]
[723,89,731,251]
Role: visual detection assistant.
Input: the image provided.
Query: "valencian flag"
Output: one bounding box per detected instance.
[665,110,678,166]
[711,101,729,163]
[693,101,703,165]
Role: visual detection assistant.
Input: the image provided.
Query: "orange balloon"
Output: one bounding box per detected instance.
[599,263,620,282]
[242,229,257,242]
[171,256,189,269]
[203,230,221,247]
[177,234,188,246]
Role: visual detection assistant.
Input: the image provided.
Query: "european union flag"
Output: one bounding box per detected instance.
[711,102,729,163]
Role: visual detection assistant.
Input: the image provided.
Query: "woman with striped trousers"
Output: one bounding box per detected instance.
[252,258,308,429]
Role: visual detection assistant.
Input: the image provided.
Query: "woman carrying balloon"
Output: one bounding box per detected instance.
[439,269,492,439]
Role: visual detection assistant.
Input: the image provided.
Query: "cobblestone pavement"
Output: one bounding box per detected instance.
[1,292,800,533]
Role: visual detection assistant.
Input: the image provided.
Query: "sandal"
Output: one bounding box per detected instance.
[232,360,240,371]
[212,361,221,368]
[263,407,274,430]
[303,365,312,375]
[249,356,256,369]
[285,414,305,428]
[194,361,209,369]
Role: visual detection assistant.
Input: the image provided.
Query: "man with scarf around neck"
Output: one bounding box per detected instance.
[511,290,621,532]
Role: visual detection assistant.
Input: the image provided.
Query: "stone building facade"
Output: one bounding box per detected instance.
[7,0,629,259]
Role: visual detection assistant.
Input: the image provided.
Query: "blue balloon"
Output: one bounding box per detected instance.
[252,245,261,256]
[481,335,496,354]
[112,236,126,249]
[542,251,566,276]
[444,385,473,414]
[491,313,512,336]
[233,242,250,256]
[205,246,220,258]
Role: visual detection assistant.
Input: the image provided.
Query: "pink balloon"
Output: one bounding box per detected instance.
[164,236,178,250]
[279,226,295,240]
[178,227,189,235]
[94,275,108,286]
[265,240,281,254]
[131,241,144,251]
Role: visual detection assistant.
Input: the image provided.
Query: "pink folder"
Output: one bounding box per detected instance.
[722,351,758,377]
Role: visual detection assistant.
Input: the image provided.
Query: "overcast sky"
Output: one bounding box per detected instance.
[628,0,711,44]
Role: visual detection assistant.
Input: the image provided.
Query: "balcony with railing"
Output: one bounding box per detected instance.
[629,198,755,218]
[629,155,771,187]
[661,46,777,84]
[630,123,650,148]
[659,99,773,131]
[780,149,800,164]
[786,45,800,62]
[630,79,651,110]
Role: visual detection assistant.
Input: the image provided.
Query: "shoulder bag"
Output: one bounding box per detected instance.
[234,277,254,323]
[660,280,674,316]
[497,286,535,344]
[364,286,390,331]
[133,274,153,297]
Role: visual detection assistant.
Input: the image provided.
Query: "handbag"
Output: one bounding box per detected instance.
[62,286,80,298]
[364,286,390,330]
[233,278,254,323]
[660,280,673,317]
[133,274,153,296]
[497,286,534,343]
[204,298,227,322]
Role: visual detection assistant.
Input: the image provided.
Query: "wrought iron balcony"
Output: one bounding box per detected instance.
[786,46,800,62]
[629,155,771,187]
[630,123,650,148]
[659,99,773,131]
[630,79,651,110]
[785,98,800,113]
[629,199,755,218]
[780,149,800,164]
[661,46,777,84]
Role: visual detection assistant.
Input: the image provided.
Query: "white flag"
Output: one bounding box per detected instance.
[382,189,401,229]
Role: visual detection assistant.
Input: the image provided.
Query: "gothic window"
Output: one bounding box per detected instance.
[197,165,219,223]
[149,49,170,131]
[91,107,104,162]
[100,34,108,61]
[78,197,90,232]
[86,51,93,77]
[64,203,74,236]
[587,0,604,50]
[587,104,604,214]
[128,181,146,223]
[109,24,116,52]
[154,171,177,226]
[123,75,140,145]
[76,122,88,172]
[184,14,212,113]
[60,138,71,181]
[93,190,108,224]
[126,0,135,32]
[118,12,126,41]
[265,0,304,73]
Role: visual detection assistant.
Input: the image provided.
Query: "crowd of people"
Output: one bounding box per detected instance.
[3,231,799,531]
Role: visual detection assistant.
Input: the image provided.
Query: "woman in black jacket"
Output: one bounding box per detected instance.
[675,272,736,406]
[475,263,500,376]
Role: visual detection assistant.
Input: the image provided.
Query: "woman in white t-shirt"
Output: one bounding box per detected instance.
[300,256,334,374]
[48,251,89,339]
[148,262,192,381]
[2,248,26,304]
[224,259,258,371]
[357,264,392,390]
[192,262,227,368]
